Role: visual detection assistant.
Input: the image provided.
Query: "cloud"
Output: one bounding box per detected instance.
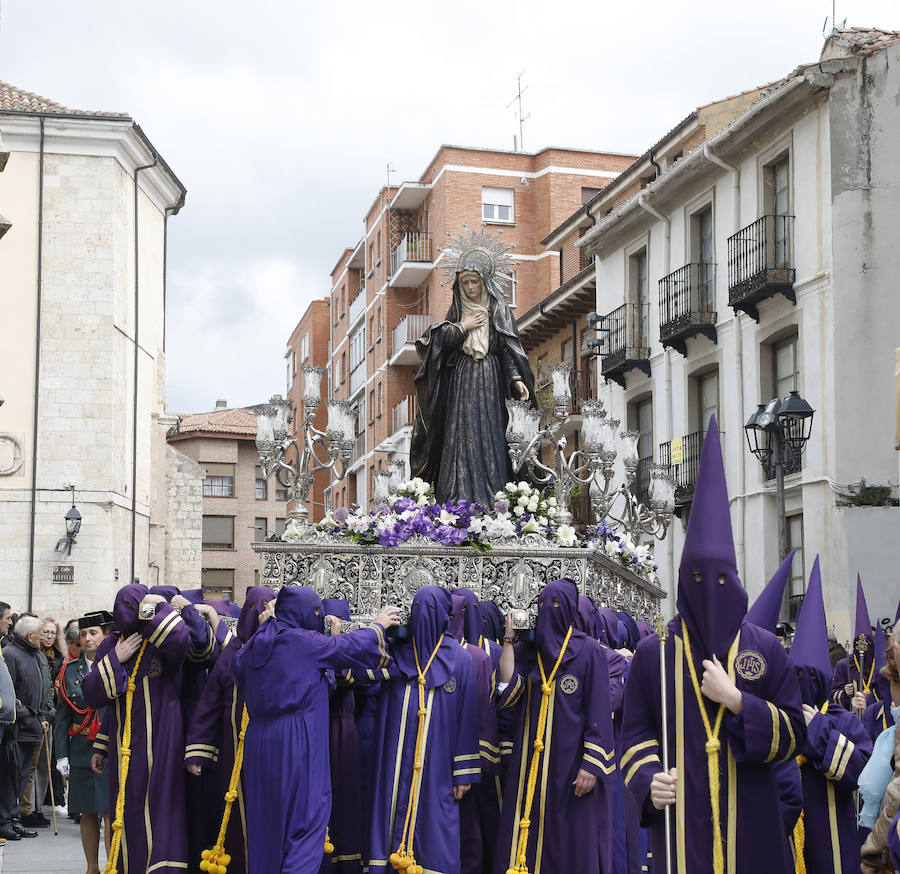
[1,0,898,412]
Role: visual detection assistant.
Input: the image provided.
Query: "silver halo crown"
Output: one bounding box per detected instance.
[440,226,517,287]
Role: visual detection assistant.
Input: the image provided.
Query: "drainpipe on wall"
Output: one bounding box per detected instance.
[26,117,46,613]
[129,156,159,588]
[703,143,745,581]
[636,193,675,599]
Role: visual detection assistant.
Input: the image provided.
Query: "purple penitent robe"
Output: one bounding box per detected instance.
[494,580,615,874]
[232,586,391,874]
[184,587,274,874]
[621,621,804,874]
[82,584,191,874]
[797,706,872,872]
[367,587,480,874]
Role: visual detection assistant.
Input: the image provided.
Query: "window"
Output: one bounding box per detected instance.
[764,154,791,268]
[787,514,805,601]
[582,187,601,205]
[631,397,654,463]
[202,516,234,550]
[201,569,234,601]
[275,483,290,502]
[369,389,375,423]
[341,351,347,383]
[377,305,382,335]
[561,338,573,365]
[628,248,649,346]
[499,271,517,308]
[254,467,268,500]
[203,463,234,497]
[369,315,374,346]
[370,465,376,495]
[773,334,799,399]
[376,232,381,264]
[254,517,268,540]
[275,518,288,538]
[377,382,383,417]
[695,370,719,434]
[690,206,715,312]
[300,332,309,363]
[350,325,365,372]
[482,187,514,223]
[333,354,341,385]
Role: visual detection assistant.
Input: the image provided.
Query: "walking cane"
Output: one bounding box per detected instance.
[42,724,58,835]
[655,613,673,874]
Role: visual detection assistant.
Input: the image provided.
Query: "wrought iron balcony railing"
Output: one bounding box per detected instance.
[658,263,717,355]
[727,215,795,321]
[659,430,705,510]
[599,302,651,387]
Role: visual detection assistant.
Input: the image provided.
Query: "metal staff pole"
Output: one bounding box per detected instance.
[853,634,868,719]
[655,613,673,874]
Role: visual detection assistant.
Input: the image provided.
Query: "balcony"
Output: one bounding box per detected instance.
[349,288,366,327]
[599,303,651,388]
[349,361,366,400]
[658,263,717,356]
[390,314,431,366]
[389,233,433,288]
[659,430,704,514]
[350,432,366,466]
[634,457,653,506]
[727,215,796,321]
[392,395,417,434]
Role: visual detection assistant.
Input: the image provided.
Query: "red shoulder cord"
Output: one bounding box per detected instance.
[58,656,101,741]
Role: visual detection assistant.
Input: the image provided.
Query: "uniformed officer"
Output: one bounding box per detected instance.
[56,611,113,874]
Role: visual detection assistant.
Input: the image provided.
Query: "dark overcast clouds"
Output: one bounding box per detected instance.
[1,0,894,412]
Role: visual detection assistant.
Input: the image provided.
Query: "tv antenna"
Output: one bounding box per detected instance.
[507,70,530,152]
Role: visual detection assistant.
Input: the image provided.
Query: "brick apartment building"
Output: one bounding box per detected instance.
[285,298,330,519]
[167,402,288,602]
[307,144,635,516]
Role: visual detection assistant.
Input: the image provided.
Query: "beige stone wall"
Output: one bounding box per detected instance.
[164,445,203,590]
[0,127,186,618]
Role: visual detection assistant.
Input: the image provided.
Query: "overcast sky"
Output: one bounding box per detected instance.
[1,0,896,412]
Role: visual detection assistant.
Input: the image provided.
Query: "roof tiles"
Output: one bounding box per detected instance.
[0,80,129,118]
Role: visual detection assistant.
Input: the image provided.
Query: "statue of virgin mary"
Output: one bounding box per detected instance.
[410,228,537,505]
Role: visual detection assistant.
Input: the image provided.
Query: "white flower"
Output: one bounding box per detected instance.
[548,507,557,518]
[468,517,486,534]
[438,508,459,526]
[518,481,529,491]
[513,505,525,517]
[548,496,557,506]
[556,524,577,547]
[346,513,371,534]
[605,539,619,557]
[517,495,529,507]
[537,515,548,527]
[527,499,538,512]
[522,516,541,534]
[483,516,515,539]
[496,490,507,500]
[505,482,516,491]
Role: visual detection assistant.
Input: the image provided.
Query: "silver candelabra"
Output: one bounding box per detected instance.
[506,361,675,541]
[255,365,355,523]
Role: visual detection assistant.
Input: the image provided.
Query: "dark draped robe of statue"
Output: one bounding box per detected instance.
[410,264,536,505]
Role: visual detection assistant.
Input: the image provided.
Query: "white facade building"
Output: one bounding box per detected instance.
[578,30,900,640]
[0,82,200,618]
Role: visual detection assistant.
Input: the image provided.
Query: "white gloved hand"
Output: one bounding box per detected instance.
[56,756,70,777]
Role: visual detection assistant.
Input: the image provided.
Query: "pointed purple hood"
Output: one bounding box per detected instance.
[243,586,323,669]
[480,600,504,644]
[789,556,832,706]
[394,586,457,688]
[675,416,748,659]
[575,596,596,635]
[853,575,875,678]
[535,578,579,661]
[237,586,276,644]
[745,551,795,633]
[448,593,466,641]
[322,598,351,622]
[113,583,149,637]
[595,607,620,648]
[451,588,483,645]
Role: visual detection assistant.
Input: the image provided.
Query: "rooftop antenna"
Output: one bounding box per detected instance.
[506,70,530,152]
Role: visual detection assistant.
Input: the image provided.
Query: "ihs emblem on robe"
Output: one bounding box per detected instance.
[443,676,457,693]
[559,674,579,695]
[734,650,767,681]
[147,658,164,679]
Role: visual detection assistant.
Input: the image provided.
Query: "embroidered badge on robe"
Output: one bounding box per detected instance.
[734,650,767,681]
[559,674,579,694]
[443,676,457,693]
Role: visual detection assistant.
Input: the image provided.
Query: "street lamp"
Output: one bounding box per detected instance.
[55,487,82,555]
[744,390,815,562]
